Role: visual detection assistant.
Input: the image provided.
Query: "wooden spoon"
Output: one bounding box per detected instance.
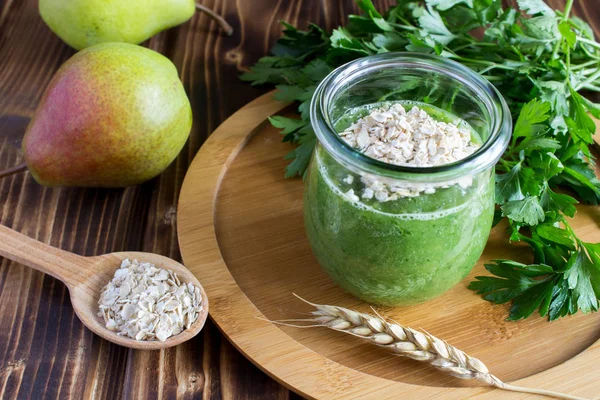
[0,224,208,350]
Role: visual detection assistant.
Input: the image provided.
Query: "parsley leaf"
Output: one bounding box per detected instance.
[418,7,457,45]
[540,186,578,217]
[535,224,575,249]
[284,132,316,178]
[501,196,545,226]
[559,243,600,314]
[512,100,550,140]
[517,0,554,17]
[268,116,307,137]
[426,0,474,12]
[495,163,525,203]
[468,260,555,320]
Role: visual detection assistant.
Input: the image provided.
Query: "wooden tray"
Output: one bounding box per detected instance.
[177,91,600,399]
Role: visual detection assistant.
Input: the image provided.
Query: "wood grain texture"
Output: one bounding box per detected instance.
[178,91,600,399]
[0,0,596,399]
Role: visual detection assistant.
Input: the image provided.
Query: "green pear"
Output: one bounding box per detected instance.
[22,42,192,188]
[39,0,232,50]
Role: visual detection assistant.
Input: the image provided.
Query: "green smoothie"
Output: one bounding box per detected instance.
[304,102,495,305]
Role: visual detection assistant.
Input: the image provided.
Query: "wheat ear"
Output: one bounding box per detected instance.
[268,295,590,400]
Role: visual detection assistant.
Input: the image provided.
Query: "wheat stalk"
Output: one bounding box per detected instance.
[269,295,590,400]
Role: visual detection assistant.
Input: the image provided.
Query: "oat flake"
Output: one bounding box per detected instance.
[339,104,480,201]
[98,259,203,342]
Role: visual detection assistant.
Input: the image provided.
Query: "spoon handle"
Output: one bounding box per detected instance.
[0,224,91,287]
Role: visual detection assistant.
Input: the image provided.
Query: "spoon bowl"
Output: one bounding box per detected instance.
[0,224,208,350]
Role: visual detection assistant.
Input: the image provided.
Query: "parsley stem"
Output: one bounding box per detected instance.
[561,219,578,242]
[388,22,417,31]
[510,45,526,61]
[578,38,600,60]
[478,66,494,75]
[448,56,513,71]
[574,69,600,90]
[479,75,504,81]
[578,83,600,92]
[562,0,574,21]
[551,0,575,59]
[577,36,600,50]
[566,42,572,87]
[397,16,411,24]
[578,68,600,76]
[451,42,499,52]
[570,60,599,71]
[495,163,511,173]
[499,159,516,169]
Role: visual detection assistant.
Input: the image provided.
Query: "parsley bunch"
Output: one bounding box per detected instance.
[241,0,600,321]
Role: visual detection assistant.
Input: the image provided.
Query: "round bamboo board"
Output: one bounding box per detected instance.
[177,91,600,399]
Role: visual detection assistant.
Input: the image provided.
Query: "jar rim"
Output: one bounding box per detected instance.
[309,52,512,182]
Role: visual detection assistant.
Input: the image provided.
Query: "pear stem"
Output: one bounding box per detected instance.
[195,3,234,36]
[0,163,27,179]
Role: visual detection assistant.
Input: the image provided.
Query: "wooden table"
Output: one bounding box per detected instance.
[0,0,597,398]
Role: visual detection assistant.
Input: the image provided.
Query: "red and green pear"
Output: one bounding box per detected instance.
[22,42,192,188]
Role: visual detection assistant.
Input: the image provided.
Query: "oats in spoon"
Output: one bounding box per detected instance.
[98,259,203,342]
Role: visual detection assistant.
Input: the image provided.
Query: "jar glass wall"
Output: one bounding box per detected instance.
[305,53,512,305]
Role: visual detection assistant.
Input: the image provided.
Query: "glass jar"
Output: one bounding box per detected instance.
[305,53,511,306]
